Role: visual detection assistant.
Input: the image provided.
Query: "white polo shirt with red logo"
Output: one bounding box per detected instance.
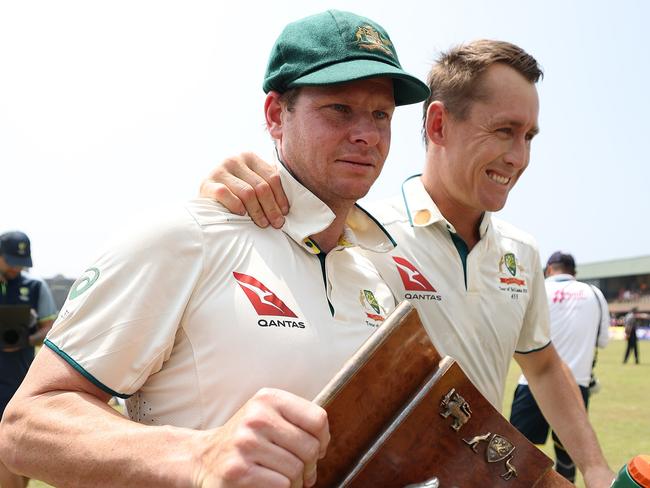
[46,165,397,429]
[518,274,609,388]
[364,175,551,408]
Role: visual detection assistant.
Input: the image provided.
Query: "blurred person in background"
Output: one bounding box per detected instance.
[510,251,609,482]
[623,306,640,364]
[0,231,57,488]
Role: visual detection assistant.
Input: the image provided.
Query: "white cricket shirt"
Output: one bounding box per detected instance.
[46,165,397,429]
[364,175,551,408]
[518,274,609,388]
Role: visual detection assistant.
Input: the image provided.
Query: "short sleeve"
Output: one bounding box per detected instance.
[45,206,204,398]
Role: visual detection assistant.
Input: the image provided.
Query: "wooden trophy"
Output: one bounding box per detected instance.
[313,301,571,487]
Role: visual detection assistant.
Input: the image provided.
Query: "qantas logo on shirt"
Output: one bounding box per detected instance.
[392,256,442,301]
[393,256,435,291]
[233,272,297,318]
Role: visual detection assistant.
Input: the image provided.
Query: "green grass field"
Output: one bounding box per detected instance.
[28,339,648,487]
[502,339,650,487]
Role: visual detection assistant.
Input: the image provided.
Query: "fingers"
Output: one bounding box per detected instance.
[209,172,271,228]
[255,389,328,488]
[237,152,290,214]
[252,388,329,486]
[262,165,290,220]
[265,389,330,460]
[302,461,317,487]
[235,433,306,486]
[195,388,329,488]
[217,462,288,488]
[199,152,290,229]
[199,179,247,217]
[227,153,288,229]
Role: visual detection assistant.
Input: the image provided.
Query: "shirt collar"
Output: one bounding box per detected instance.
[546,273,576,282]
[401,174,491,239]
[278,162,395,254]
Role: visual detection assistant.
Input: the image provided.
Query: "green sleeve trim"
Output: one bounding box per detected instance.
[37,314,58,323]
[44,339,131,399]
[515,340,552,355]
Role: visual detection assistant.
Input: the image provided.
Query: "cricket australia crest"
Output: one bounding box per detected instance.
[503,252,517,276]
[463,432,518,481]
[359,289,386,322]
[487,434,515,463]
[354,25,394,56]
[498,253,527,291]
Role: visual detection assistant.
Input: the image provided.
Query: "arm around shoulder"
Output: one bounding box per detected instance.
[199,152,289,229]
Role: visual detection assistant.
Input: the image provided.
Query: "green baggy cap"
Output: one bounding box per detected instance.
[263,10,429,106]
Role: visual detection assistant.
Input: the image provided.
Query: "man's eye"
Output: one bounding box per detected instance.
[330,104,349,113]
[374,111,389,120]
[497,127,513,136]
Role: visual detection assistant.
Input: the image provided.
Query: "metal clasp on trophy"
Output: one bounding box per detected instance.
[403,477,440,488]
[463,432,491,452]
[439,388,472,431]
[462,432,518,481]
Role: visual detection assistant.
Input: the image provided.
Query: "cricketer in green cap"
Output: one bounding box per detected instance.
[263,9,429,106]
[258,8,429,232]
[0,10,430,488]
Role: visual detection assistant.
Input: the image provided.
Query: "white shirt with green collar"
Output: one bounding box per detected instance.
[364,175,551,408]
[46,164,397,429]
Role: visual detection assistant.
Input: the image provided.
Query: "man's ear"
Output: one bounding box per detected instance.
[265,91,284,139]
[424,101,447,146]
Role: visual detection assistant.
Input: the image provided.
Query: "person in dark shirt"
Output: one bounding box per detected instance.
[623,307,640,364]
[0,231,57,488]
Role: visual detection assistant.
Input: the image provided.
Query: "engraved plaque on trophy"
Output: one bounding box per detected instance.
[313,301,572,487]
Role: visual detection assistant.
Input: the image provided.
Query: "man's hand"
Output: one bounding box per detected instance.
[516,346,614,488]
[2,348,328,487]
[193,388,329,488]
[582,464,616,488]
[199,152,289,229]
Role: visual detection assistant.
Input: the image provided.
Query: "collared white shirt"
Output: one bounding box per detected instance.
[364,175,551,408]
[519,274,609,388]
[46,164,397,429]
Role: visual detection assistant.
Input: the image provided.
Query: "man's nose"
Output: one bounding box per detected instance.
[504,136,529,169]
[349,114,382,147]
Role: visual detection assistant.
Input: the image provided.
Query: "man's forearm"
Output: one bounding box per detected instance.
[1,347,330,487]
[527,360,610,482]
[0,391,198,487]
